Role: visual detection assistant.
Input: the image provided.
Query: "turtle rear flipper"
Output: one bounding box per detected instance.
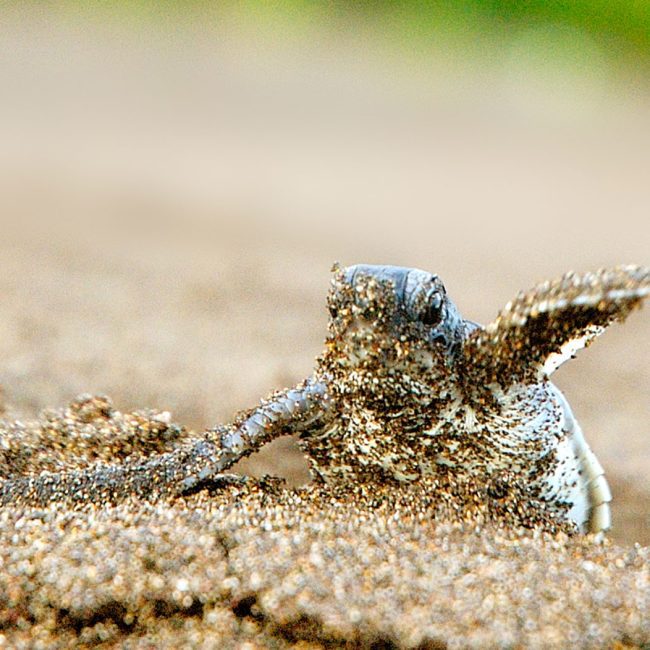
[464,265,649,387]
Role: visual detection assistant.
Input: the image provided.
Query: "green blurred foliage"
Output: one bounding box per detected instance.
[56,0,650,68]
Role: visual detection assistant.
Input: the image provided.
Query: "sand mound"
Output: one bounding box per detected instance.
[0,397,648,649]
[1,490,649,648]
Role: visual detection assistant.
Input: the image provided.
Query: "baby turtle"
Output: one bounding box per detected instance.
[2,264,648,535]
[216,263,649,534]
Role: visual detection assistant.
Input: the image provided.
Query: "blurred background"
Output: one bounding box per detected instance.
[0,2,648,542]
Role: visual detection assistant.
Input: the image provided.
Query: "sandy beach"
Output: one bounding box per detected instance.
[0,7,648,646]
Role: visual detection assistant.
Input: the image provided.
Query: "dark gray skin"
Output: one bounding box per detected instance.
[341,264,469,348]
[1,263,648,534]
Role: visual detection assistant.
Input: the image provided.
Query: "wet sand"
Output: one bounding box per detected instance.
[1,490,648,648]
[0,400,649,648]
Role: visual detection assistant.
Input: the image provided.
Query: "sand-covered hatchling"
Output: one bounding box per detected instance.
[2,264,648,535]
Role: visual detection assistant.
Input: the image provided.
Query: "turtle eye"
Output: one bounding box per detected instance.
[420,293,443,327]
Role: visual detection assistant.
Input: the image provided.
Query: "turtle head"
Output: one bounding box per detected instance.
[337,264,464,349]
[319,264,466,402]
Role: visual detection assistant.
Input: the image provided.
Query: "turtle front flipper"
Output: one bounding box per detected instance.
[464,265,649,387]
[0,378,332,507]
[181,377,332,494]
